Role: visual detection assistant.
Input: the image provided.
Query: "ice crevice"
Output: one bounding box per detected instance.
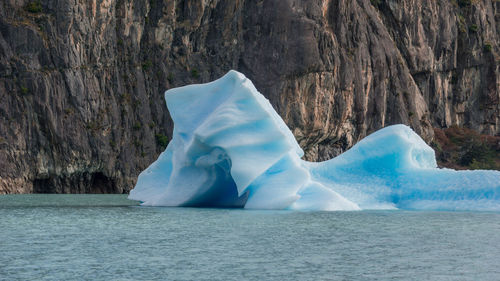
[128,70,500,211]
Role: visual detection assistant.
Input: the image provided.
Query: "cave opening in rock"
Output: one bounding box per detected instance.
[90,172,116,194]
[33,178,52,193]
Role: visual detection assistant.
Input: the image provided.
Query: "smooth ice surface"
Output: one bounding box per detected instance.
[129,70,500,211]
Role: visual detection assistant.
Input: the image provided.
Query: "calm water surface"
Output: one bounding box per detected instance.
[1,194,500,280]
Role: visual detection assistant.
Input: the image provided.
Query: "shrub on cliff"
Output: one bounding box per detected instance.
[25,1,42,13]
[432,127,500,170]
[155,133,169,149]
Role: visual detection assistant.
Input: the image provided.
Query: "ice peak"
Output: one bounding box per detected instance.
[129,71,500,211]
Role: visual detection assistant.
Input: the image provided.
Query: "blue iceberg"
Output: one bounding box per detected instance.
[129,71,500,211]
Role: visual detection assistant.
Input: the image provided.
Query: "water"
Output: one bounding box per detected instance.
[1,195,500,280]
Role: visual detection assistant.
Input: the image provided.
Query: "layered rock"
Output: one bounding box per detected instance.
[0,0,498,193]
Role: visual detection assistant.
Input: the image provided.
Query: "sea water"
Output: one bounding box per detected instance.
[1,194,499,280]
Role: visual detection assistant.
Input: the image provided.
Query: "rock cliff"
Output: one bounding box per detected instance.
[0,0,498,193]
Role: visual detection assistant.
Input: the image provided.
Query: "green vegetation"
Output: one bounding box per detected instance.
[457,14,467,33]
[468,24,478,33]
[408,111,414,117]
[64,108,73,115]
[109,140,116,148]
[133,122,142,130]
[132,100,141,110]
[483,43,492,52]
[460,141,497,169]
[148,122,156,129]
[155,133,169,148]
[121,93,132,104]
[86,120,102,132]
[20,86,29,95]
[142,60,152,70]
[370,0,381,7]
[457,0,472,8]
[191,69,199,78]
[25,1,42,13]
[133,139,142,148]
[432,127,500,170]
[167,73,174,84]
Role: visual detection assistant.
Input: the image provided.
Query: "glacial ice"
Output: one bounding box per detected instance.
[128,70,500,211]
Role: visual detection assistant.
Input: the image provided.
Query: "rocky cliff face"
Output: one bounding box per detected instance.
[0,0,498,194]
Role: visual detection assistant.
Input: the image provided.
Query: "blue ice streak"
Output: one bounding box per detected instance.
[129,71,500,211]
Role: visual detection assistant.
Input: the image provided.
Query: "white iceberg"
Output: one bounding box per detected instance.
[129,70,500,211]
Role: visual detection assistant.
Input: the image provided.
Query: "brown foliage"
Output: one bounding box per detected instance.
[432,127,500,170]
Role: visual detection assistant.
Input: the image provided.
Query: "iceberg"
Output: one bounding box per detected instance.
[129,70,500,211]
